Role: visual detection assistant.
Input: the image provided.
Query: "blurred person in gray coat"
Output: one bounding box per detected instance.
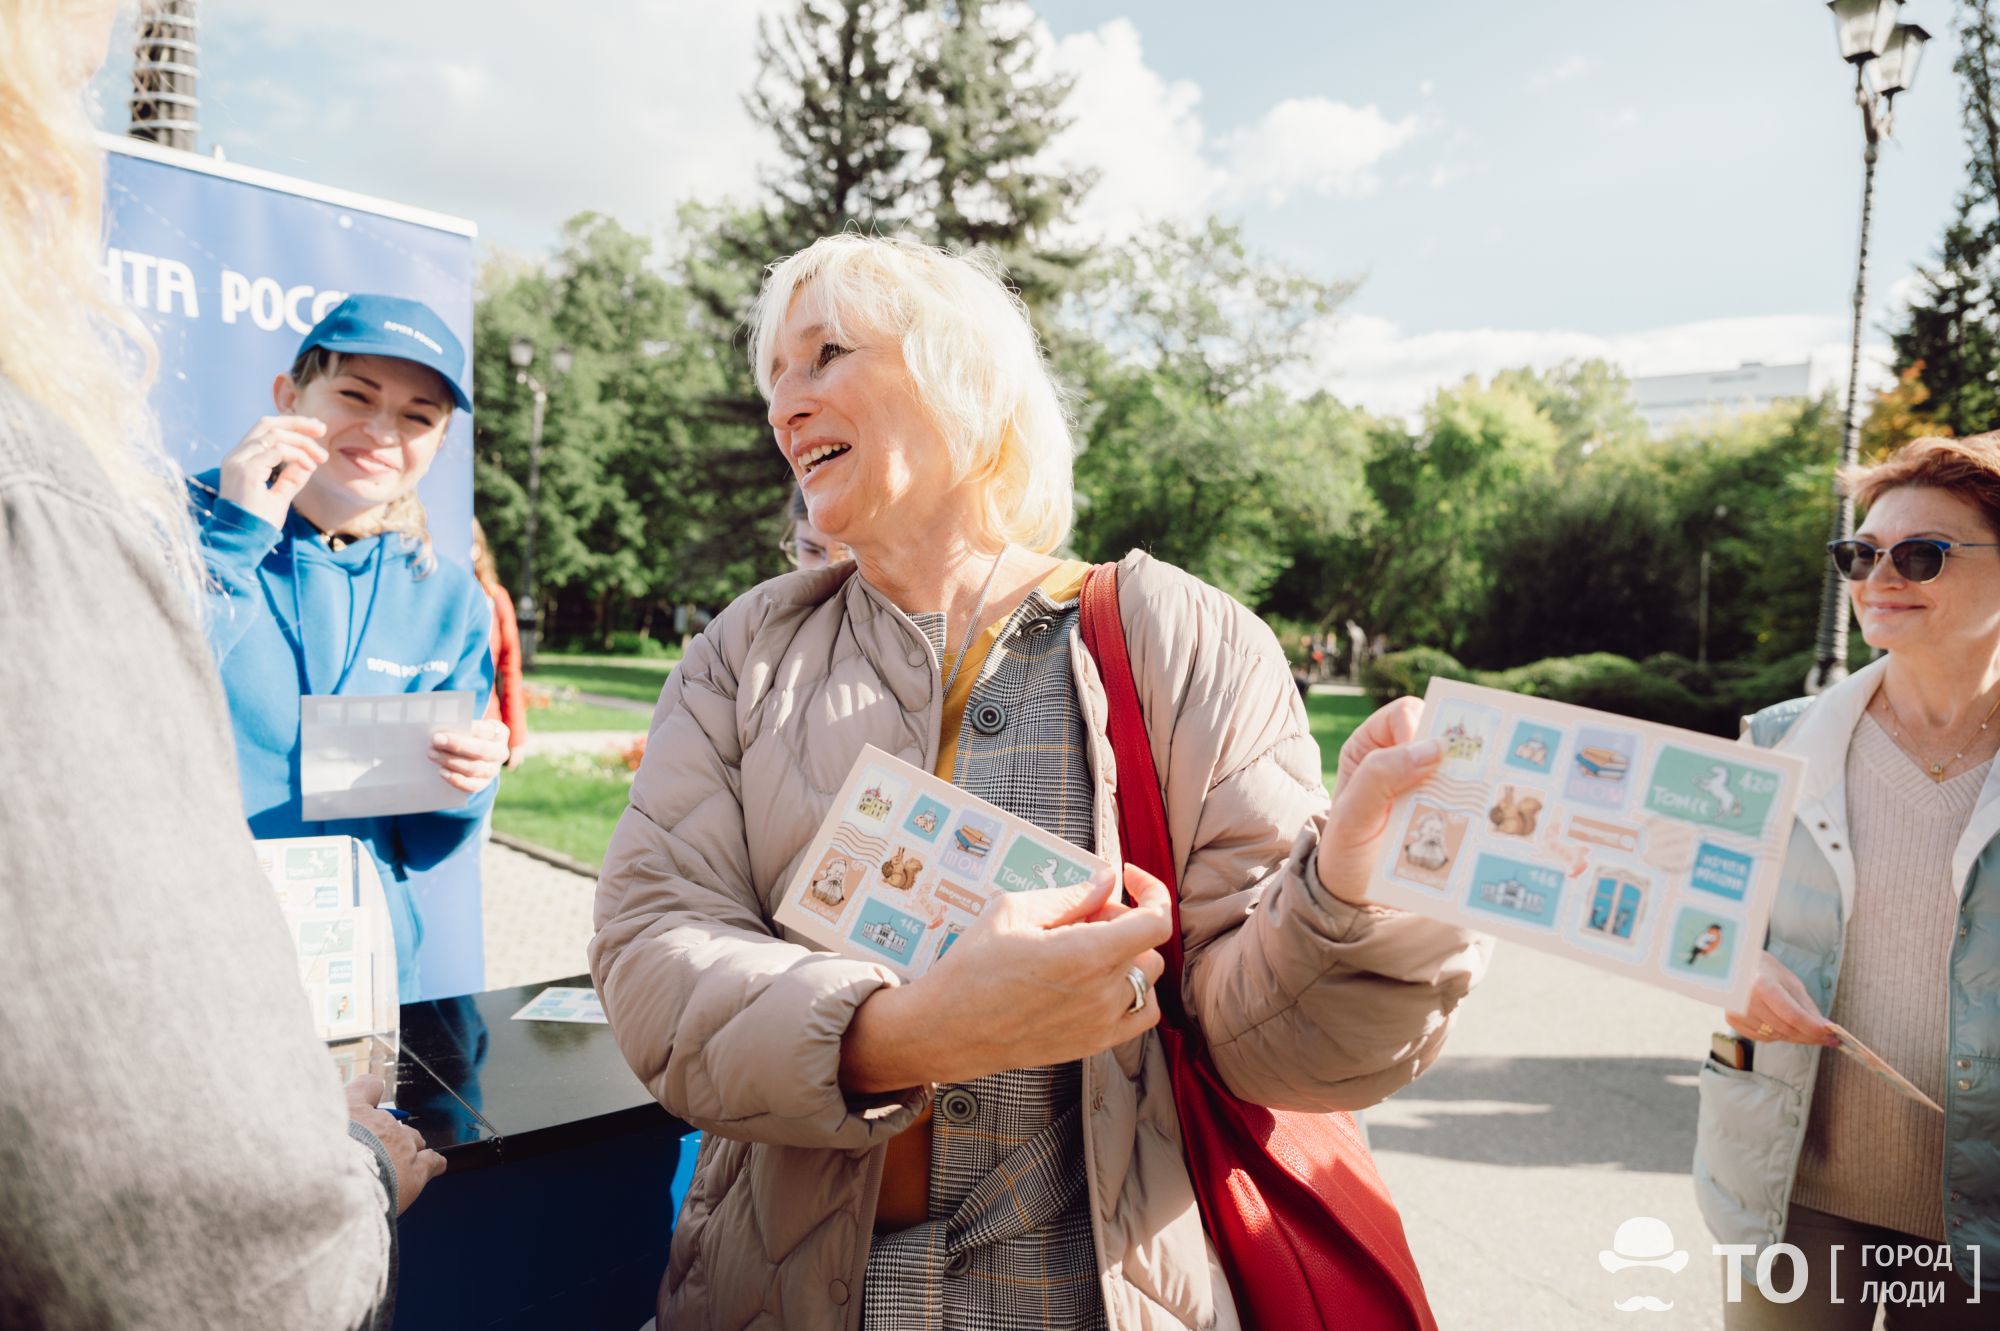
[0,3,441,1327]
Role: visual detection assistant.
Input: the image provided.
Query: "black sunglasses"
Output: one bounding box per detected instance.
[1827,537,2000,583]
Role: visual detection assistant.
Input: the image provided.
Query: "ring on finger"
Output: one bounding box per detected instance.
[1756,1023,1774,1038]
[1124,965,1149,1014]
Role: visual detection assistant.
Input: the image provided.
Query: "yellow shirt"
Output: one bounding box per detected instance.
[873,557,1092,1232]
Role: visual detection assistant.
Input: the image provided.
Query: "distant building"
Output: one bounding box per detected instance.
[1629,361,1813,437]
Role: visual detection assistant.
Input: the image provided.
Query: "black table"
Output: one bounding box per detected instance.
[390,976,695,1331]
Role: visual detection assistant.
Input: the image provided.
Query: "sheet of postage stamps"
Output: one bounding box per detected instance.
[1371,680,1807,1011]
[511,986,608,1024]
[252,835,397,1042]
[773,745,1114,979]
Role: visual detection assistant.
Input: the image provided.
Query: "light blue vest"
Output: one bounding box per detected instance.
[1692,685,2000,1293]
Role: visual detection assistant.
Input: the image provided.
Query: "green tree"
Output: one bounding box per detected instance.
[1353,377,1562,656]
[1891,202,2000,435]
[1066,217,1354,404]
[474,214,720,643]
[1065,219,1366,603]
[1891,0,2000,434]
[663,1,1092,609]
[909,0,1092,310]
[746,0,922,246]
[1490,358,1647,467]
[1461,463,1688,667]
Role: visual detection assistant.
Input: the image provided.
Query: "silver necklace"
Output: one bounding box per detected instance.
[1877,686,2000,782]
[940,546,1010,698]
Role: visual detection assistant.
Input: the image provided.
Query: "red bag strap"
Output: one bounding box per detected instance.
[1079,563,1189,1012]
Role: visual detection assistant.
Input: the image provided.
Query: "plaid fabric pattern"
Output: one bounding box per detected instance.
[864,583,1107,1331]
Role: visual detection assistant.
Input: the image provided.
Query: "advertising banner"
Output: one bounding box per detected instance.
[103,136,486,999]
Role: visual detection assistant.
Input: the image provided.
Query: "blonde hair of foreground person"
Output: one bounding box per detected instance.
[750,233,1076,554]
[0,0,195,582]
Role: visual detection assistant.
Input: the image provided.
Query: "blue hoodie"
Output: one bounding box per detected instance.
[191,470,494,997]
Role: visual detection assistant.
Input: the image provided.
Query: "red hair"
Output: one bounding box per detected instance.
[1843,433,2000,539]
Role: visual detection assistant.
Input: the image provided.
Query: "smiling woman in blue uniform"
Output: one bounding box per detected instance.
[190,294,508,998]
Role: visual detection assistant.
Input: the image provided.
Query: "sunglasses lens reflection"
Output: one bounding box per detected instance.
[1895,540,1945,582]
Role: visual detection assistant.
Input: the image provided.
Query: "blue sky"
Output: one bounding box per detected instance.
[93,1,1967,414]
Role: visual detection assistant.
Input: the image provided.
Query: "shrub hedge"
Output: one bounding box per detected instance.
[1360,647,1820,737]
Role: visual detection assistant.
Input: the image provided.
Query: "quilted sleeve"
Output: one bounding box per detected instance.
[589,598,927,1148]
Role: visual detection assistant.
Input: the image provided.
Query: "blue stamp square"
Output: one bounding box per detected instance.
[1689,842,1754,902]
[902,795,950,843]
[849,900,926,966]
[1465,852,1565,930]
[1503,720,1562,776]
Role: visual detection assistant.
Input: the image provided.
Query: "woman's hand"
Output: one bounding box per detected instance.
[217,416,328,528]
[839,864,1173,1093]
[429,718,511,795]
[1315,696,1445,905]
[1726,952,1839,1047]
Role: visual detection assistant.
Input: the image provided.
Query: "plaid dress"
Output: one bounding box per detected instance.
[862,578,1108,1331]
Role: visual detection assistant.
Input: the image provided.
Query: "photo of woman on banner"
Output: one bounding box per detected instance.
[190,294,506,999]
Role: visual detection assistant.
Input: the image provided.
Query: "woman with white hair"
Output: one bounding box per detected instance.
[0,2,437,1326]
[592,234,1487,1330]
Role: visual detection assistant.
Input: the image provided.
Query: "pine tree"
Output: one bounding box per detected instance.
[1891,201,2000,435]
[662,0,1090,602]
[747,0,924,247]
[909,0,1093,311]
[1890,0,2000,434]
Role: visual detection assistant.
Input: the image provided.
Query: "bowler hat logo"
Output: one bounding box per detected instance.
[1599,1216,1687,1313]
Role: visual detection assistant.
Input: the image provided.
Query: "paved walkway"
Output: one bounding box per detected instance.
[577,690,652,713]
[1372,944,1731,1329]
[481,838,597,990]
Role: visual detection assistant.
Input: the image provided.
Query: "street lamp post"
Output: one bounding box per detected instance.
[1809,0,1931,693]
[508,336,572,672]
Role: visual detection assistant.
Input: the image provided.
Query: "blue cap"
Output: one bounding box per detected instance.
[297,294,473,412]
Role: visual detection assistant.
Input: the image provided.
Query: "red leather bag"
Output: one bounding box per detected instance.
[1078,564,1438,1331]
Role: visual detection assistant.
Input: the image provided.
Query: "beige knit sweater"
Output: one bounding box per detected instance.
[1791,713,1985,1240]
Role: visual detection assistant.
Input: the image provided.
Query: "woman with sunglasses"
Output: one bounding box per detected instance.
[1694,434,2000,1326]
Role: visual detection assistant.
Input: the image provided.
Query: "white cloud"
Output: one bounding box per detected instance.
[172,1,788,250]
[1418,78,1436,97]
[1530,54,1593,91]
[1041,19,1224,240]
[1046,18,1418,238]
[107,7,1419,255]
[1609,107,1641,130]
[1221,98,1419,206]
[1299,311,1896,419]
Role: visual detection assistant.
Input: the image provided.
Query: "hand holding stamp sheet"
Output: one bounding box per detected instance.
[299,690,477,820]
[774,745,1115,978]
[1372,680,1807,1010]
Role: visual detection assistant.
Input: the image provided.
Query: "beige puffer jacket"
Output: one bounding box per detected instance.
[591,550,1487,1331]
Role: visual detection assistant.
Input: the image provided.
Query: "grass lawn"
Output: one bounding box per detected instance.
[492,753,631,869]
[1305,692,1372,790]
[527,651,679,705]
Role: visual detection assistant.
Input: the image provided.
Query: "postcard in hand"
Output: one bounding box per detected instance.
[1370,680,1806,1010]
[774,745,1115,979]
